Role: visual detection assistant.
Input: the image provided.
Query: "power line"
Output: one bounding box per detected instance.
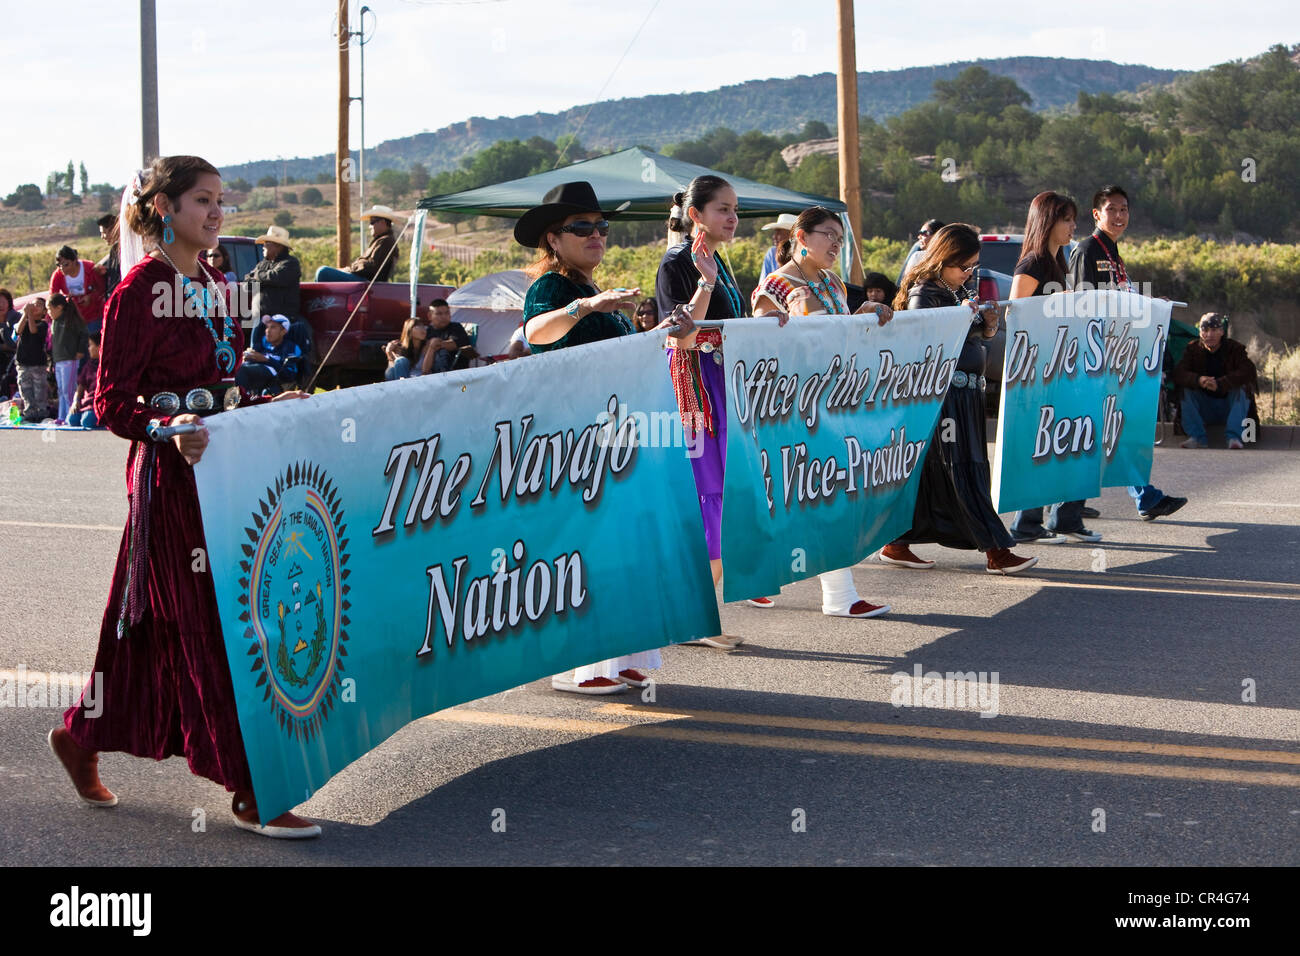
[553,0,662,169]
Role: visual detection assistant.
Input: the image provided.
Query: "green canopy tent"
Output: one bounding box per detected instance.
[407,147,858,314]
[415,146,846,221]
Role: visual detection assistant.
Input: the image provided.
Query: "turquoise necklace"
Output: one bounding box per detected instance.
[711,252,745,318]
[155,247,239,374]
[793,260,846,313]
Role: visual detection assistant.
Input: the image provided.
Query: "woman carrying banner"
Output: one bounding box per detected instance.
[1004,191,1102,546]
[518,180,697,692]
[47,155,319,838]
[876,223,1037,574]
[750,205,896,615]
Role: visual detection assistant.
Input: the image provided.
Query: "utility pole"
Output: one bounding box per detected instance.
[836,0,863,284]
[336,0,352,266]
[140,0,159,166]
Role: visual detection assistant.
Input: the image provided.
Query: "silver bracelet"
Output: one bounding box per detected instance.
[697,278,715,293]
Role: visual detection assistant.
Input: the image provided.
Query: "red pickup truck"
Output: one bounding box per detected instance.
[220,234,454,389]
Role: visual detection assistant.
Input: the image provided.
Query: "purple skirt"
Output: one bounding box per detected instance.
[668,348,727,561]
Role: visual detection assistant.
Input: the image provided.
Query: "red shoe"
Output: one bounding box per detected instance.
[48,728,118,807]
[879,543,935,569]
[617,669,652,688]
[826,600,890,619]
[746,596,776,608]
[232,791,321,839]
[985,548,1038,575]
[551,674,629,694]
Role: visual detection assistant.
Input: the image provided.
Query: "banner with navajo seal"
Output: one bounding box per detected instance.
[193,333,720,823]
[991,290,1171,512]
[719,309,974,602]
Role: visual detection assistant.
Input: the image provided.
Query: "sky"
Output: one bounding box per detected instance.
[5,0,1297,193]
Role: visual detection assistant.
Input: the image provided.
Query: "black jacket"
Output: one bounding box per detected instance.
[244,250,302,320]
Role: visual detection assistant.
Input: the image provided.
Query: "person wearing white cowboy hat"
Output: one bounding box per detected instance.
[314,205,405,283]
[243,223,302,350]
[760,213,799,281]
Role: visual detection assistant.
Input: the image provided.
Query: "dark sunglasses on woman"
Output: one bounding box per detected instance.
[558,219,610,238]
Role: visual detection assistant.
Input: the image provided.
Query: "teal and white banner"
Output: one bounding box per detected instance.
[720,310,975,602]
[194,334,720,823]
[992,291,1171,512]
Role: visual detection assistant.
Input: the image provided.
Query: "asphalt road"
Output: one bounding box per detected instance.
[2,427,1298,866]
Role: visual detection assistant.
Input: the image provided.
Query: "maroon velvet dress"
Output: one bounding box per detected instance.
[63,256,254,791]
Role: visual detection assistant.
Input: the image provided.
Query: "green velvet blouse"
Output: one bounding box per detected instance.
[522,271,635,353]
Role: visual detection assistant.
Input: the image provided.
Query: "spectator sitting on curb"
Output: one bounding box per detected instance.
[68,332,102,428]
[1175,312,1258,450]
[236,315,302,396]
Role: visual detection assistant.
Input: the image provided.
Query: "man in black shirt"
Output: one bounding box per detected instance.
[420,298,475,373]
[1069,185,1187,522]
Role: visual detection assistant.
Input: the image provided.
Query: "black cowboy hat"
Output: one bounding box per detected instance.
[513,181,615,248]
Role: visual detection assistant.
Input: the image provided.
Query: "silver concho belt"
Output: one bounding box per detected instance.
[950,371,987,390]
[148,384,241,416]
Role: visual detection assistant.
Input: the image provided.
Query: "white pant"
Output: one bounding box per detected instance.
[818,567,862,615]
[570,649,662,683]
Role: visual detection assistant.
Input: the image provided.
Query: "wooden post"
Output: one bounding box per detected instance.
[836,0,863,284]
[140,0,159,166]
[336,0,352,266]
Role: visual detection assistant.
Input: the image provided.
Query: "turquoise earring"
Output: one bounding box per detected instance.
[800,248,807,258]
[162,215,174,245]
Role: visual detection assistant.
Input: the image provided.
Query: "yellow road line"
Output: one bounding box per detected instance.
[595,703,1300,765]
[430,708,1300,788]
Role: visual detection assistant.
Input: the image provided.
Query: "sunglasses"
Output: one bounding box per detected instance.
[917,231,933,238]
[558,219,610,238]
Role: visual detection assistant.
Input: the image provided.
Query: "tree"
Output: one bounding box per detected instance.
[373,168,410,205]
[77,216,100,237]
[933,66,1030,117]
[273,210,293,228]
[408,162,430,195]
[3,184,44,210]
[257,175,278,188]
[301,186,324,207]
[79,162,89,195]
[801,119,833,140]
[283,191,298,204]
[66,160,75,194]
[229,177,252,192]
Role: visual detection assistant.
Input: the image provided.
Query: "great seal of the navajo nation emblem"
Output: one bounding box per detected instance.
[238,462,351,741]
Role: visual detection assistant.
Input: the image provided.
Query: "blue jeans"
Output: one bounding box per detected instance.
[1012,500,1085,536]
[69,408,98,428]
[54,360,77,421]
[314,266,364,283]
[1127,484,1162,512]
[385,357,420,381]
[1181,387,1250,442]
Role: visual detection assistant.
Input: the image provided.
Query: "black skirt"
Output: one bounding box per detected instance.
[898,385,1013,552]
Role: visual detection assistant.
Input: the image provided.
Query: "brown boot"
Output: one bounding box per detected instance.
[985,548,1038,575]
[232,791,321,839]
[48,728,118,807]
